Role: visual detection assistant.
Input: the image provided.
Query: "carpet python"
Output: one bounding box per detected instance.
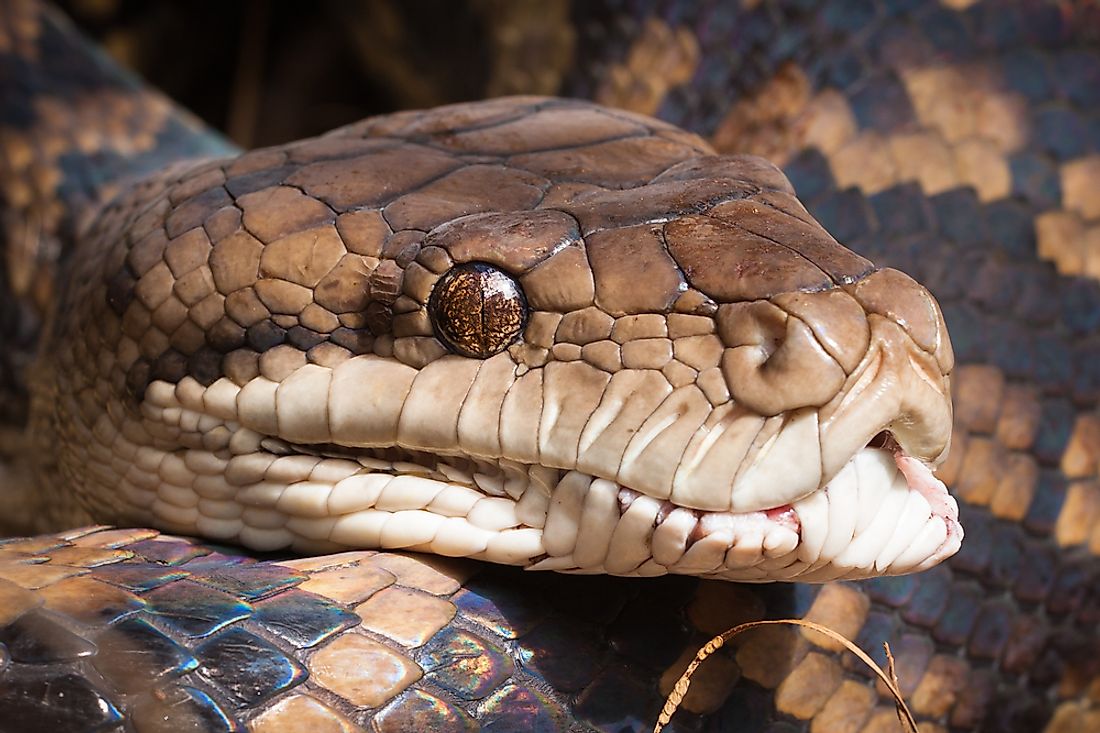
[0,1,1097,732]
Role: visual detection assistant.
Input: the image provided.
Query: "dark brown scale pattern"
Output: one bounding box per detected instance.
[0,0,231,432]
[0,2,1098,733]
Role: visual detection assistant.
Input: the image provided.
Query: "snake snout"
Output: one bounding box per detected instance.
[814,267,955,483]
[646,297,950,514]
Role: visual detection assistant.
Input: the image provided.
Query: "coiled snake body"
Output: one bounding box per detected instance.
[0,1,1097,732]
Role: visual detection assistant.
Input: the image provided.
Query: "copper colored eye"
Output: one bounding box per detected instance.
[429,262,527,358]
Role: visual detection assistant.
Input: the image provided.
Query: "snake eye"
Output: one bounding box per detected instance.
[428,262,527,358]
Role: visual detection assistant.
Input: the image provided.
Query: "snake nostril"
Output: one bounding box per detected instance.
[716,300,846,416]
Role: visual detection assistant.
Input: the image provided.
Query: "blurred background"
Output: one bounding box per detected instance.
[56,0,585,148]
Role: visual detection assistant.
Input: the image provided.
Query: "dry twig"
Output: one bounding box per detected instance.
[654,619,919,733]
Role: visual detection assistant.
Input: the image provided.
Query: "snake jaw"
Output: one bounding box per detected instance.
[527,445,961,582]
[85,290,955,582]
[115,353,961,583]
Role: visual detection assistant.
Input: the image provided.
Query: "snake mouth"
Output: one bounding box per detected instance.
[203,420,960,583]
[563,438,963,583]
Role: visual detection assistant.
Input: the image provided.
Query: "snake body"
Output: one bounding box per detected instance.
[1,1,1098,732]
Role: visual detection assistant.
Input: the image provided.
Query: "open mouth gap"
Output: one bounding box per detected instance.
[866,430,899,451]
[259,427,926,536]
[259,429,905,524]
[259,437,563,501]
[262,436,806,515]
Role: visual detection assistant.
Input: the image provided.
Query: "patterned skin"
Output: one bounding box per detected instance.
[0,3,1098,733]
[22,92,960,584]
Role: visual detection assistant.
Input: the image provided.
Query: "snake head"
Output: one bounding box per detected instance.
[36,97,959,582]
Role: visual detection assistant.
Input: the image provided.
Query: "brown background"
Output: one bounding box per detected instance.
[57,0,524,148]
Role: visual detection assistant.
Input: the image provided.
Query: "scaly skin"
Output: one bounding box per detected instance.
[0,2,1098,733]
[24,95,957,584]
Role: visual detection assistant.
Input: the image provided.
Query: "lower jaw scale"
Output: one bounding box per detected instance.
[220,433,959,582]
[534,446,961,582]
[533,473,803,580]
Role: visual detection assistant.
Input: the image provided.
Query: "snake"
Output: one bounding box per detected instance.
[1,0,1098,731]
